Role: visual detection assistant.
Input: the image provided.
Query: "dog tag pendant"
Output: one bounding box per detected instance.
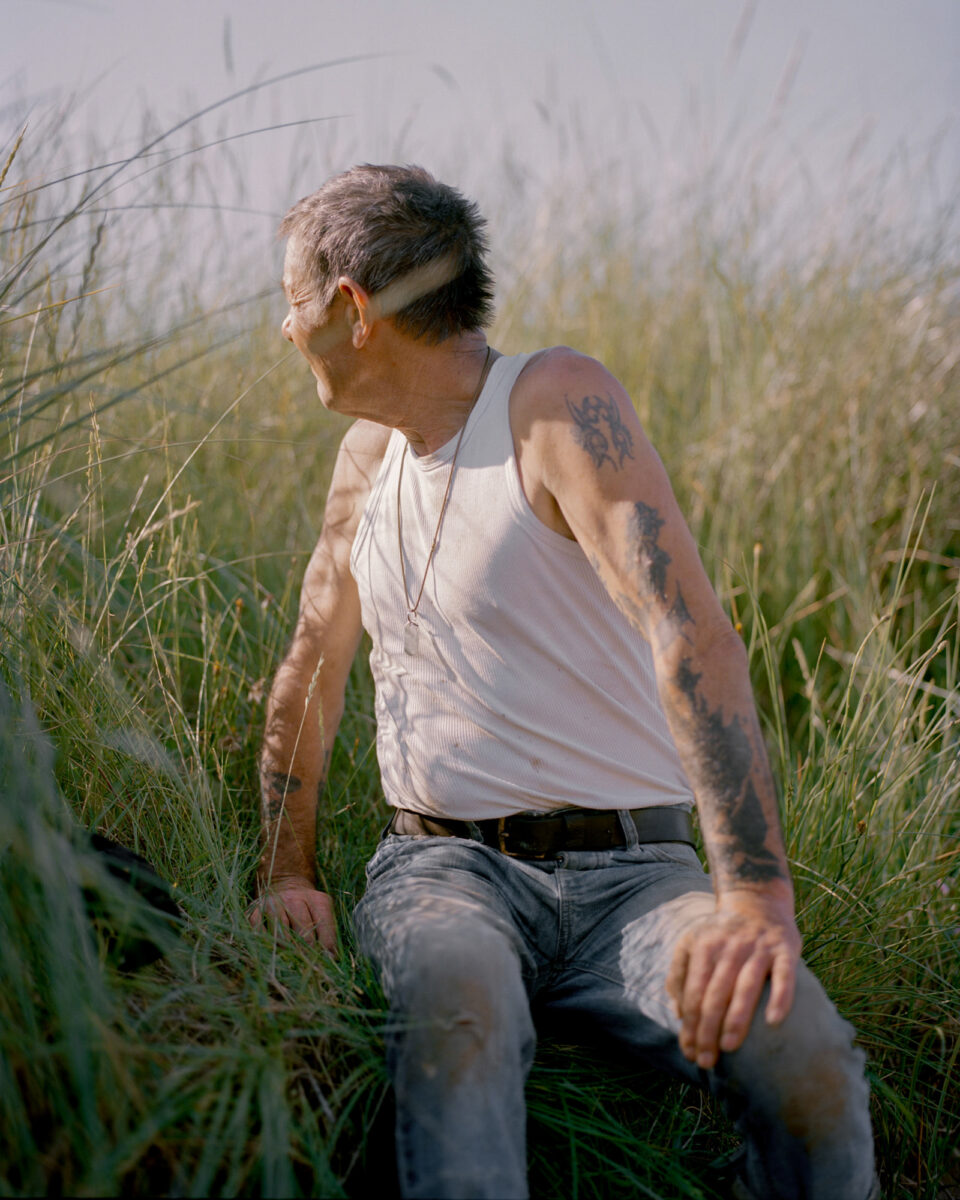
[403,618,419,656]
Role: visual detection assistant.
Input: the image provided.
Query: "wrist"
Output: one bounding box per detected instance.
[258,868,316,893]
[715,878,795,915]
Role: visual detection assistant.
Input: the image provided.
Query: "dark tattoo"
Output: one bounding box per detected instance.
[676,657,702,703]
[265,771,302,795]
[629,501,671,602]
[566,394,635,471]
[652,583,696,649]
[675,656,784,884]
[616,581,694,645]
[262,771,301,821]
[669,585,693,629]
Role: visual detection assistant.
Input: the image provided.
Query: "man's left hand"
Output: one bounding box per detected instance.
[665,890,801,1070]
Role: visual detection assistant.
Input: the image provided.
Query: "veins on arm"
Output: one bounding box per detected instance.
[566,393,635,471]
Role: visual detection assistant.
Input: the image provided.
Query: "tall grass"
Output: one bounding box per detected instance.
[1,97,958,1198]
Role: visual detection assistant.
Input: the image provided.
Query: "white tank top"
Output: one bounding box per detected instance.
[349,351,696,819]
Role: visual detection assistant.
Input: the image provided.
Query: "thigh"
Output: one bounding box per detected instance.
[355,838,539,1200]
[353,835,540,998]
[545,856,872,1145]
[540,847,715,1072]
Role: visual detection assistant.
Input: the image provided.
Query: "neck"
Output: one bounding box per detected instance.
[353,333,496,455]
[403,341,495,456]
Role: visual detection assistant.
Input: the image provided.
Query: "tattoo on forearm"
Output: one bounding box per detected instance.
[669,585,693,629]
[657,583,695,647]
[566,394,635,471]
[262,771,302,821]
[629,501,671,602]
[265,771,302,796]
[675,657,784,884]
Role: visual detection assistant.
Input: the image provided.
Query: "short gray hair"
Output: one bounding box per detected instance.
[279,164,495,344]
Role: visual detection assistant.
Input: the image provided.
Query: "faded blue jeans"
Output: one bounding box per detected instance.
[353,820,877,1200]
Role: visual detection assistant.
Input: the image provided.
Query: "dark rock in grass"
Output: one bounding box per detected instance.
[84,833,184,972]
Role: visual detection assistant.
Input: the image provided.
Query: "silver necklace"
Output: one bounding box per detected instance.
[397,346,492,655]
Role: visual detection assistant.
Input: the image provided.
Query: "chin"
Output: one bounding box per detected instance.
[315,379,338,410]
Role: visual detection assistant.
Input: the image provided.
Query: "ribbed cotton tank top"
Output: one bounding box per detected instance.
[349,351,696,820]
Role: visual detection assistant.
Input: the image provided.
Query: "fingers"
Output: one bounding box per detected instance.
[665,939,689,1014]
[303,892,337,954]
[765,950,797,1026]
[284,896,319,942]
[249,888,338,956]
[717,951,770,1054]
[678,938,724,1065]
[667,912,801,1069]
[676,939,758,1069]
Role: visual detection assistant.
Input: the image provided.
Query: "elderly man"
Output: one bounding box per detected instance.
[253,164,877,1199]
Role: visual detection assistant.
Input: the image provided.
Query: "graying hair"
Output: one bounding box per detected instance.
[279,164,495,344]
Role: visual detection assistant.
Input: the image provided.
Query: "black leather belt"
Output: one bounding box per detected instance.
[388,806,695,860]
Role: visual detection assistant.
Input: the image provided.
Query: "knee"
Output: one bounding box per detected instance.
[387,925,534,1091]
[395,923,529,1041]
[723,967,875,1168]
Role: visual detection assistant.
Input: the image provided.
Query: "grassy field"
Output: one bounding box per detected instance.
[1,103,958,1198]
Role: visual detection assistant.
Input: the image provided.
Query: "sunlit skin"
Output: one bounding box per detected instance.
[256,242,802,1072]
[280,237,480,449]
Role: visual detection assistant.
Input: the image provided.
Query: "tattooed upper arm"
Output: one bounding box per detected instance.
[517,348,726,637]
[521,350,789,892]
[565,393,635,471]
[629,501,670,602]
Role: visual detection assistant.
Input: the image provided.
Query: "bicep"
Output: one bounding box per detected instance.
[287,423,386,688]
[534,361,731,648]
[291,533,363,690]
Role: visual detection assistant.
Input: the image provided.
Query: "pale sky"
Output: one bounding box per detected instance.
[3,0,958,289]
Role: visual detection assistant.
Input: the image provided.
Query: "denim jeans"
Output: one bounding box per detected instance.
[353,820,877,1200]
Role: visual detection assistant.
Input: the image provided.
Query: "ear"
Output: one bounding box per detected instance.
[338,276,375,348]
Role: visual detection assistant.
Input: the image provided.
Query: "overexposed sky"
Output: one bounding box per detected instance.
[2,0,957,287]
[5,1,957,180]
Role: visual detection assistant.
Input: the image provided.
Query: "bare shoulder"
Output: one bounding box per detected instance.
[512,345,643,476]
[327,419,392,504]
[317,420,392,554]
[514,346,623,411]
[337,418,392,473]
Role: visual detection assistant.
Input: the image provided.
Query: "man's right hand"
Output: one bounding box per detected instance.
[248,876,338,954]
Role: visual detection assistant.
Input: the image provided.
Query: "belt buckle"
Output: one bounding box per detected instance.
[496,814,555,860]
[496,818,522,857]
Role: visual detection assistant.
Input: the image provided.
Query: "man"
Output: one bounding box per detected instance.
[252,164,877,1199]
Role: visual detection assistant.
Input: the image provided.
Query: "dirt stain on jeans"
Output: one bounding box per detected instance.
[778,1049,854,1143]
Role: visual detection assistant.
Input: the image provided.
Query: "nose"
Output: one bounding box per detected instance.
[281,312,293,341]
